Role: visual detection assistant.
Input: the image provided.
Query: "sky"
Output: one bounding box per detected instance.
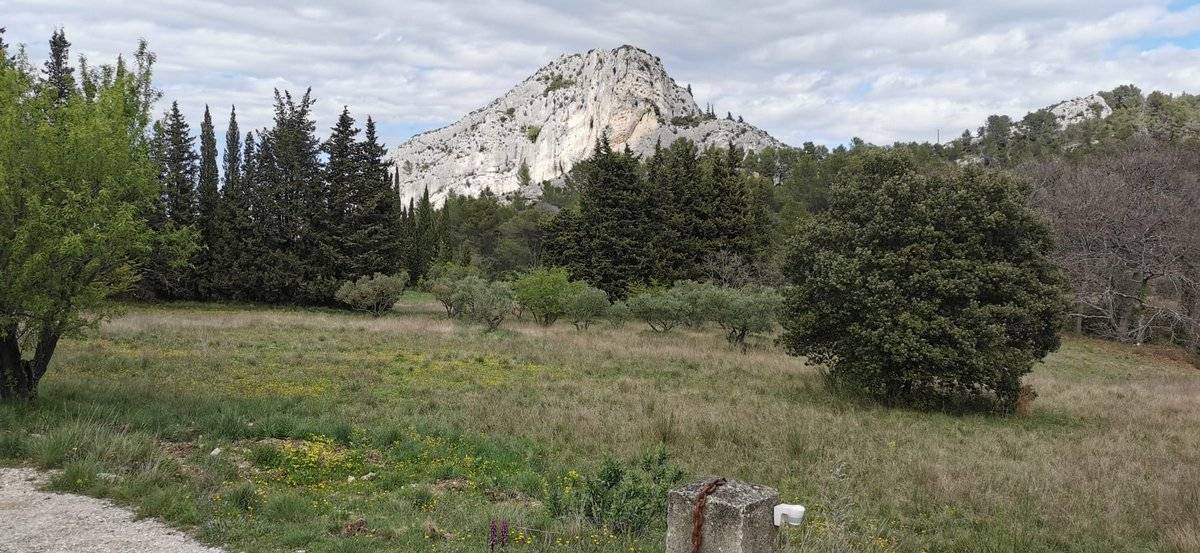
[5,0,1200,148]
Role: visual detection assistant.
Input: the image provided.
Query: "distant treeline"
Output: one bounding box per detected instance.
[23,28,1198,349]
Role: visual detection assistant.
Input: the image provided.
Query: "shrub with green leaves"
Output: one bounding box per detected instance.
[458,278,515,331]
[545,446,684,535]
[781,152,1064,413]
[512,267,574,326]
[334,272,409,316]
[671,280,721,327]
[424,262,481,318]
[605,301,632,327]
[703,286,783,352]
[563,284,610,330]
[627,288,688,333]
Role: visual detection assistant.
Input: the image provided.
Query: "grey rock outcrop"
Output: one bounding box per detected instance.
[387,45,783,205]
[1046,93,1112,128]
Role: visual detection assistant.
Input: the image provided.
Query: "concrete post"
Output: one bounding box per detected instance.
[665,477,780,553]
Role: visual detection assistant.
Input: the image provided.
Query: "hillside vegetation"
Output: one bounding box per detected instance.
[1,299,1197,552]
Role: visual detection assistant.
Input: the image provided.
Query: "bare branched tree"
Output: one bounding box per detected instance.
[1023,138,1200,346]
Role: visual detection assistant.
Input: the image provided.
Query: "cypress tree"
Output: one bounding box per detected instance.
[258,89,326,303]
[160,101,199,228]
[42,28,74,102]
[411,186,436,280]
[195,105,220,298]
[146,101,200,298]
[322,106,359,280]
[546,137,662,297]
[207,107,244,299]
[357,117,402,275]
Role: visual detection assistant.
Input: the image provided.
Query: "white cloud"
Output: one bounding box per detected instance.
[5,0,1199,147]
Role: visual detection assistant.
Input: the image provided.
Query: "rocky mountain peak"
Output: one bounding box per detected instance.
[388,45,783,204]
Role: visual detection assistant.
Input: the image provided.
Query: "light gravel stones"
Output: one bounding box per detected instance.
[0,467,221,553]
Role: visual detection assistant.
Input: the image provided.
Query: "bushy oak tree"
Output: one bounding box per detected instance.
[781,152,1064,413]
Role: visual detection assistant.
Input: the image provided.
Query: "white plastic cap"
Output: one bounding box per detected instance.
[774,503,806,526]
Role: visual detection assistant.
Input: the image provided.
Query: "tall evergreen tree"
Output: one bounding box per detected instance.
[357,117,402,275]
[410,186,437,280]
[195,105,220,297]
[42,28,74,102]
[160,101,198,228]
[322,106,360,279]
[545,137,662,297]
[256,89,327,303]
[143,101,200,298]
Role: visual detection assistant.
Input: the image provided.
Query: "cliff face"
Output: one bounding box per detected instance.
[388,45,783,204]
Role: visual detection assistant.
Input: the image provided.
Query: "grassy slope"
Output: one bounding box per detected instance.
[1,297,1198,552]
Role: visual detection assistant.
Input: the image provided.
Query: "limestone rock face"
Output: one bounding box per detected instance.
[388,45,783,205]
[1046,93,1112,128]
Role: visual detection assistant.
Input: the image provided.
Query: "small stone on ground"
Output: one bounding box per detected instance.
[0,467,221,553]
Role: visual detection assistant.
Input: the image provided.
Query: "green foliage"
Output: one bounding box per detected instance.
[702,286,783,352]
[512,267,574,326]
[334,272,409,316]
[627,288,688,333]
[525,125,541,143]
[542,73,575,96]
[424,262,482,317]
[563,284,610,330]
[455,277,515,331]
[546,446,684,535]
[780,152,1064,413]
[0,37,173,400]
[605,301,632,327]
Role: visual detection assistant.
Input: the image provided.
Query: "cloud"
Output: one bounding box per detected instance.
[6,0,1200,147]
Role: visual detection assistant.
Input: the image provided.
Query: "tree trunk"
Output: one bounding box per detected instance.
[0,326,35,401]
[0,325,56,401]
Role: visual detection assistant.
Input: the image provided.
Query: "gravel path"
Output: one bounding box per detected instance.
[0,468,222,553]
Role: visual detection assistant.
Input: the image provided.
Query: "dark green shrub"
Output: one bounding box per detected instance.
[334,272,409,316]
[780,152,1064,412]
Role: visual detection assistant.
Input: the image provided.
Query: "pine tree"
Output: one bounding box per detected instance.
[42,28,74,102]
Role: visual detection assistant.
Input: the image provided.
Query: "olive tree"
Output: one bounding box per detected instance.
[703,286,783,352]
[781,152,1064,413]
[0,40,182,400]
[512,267,574,326]
[334,272,409,316]
[627,288,688,333]
[425,262,480,318]
[563,283,609,330]
[458,278,515,332]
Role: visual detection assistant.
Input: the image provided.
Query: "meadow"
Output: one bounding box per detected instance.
[1,295,1198,552]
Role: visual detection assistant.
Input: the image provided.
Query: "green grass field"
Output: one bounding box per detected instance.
[1,296,1198,552]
